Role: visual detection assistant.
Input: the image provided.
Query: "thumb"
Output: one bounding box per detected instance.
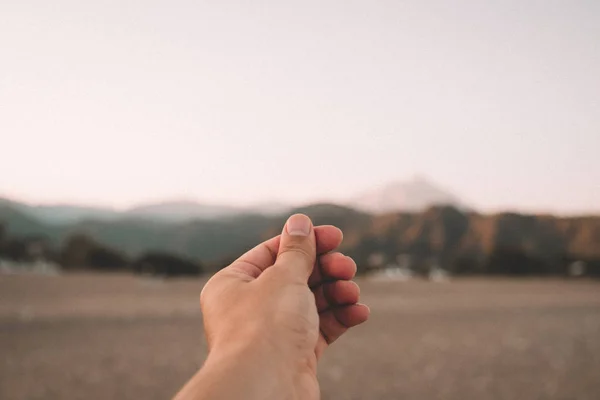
[274,213,317,282]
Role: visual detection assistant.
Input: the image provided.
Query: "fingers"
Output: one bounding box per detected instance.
[228,224,342,280]
[321,304,370,343]
[227,235,280,280]
[274,214,317,282]
[313,280,360,312]
[308,252,357,288]
[314,225,343,255]
[312,268,368,361]
[333,304,370,328]
[316,304,370,359]
[313,272,368,360]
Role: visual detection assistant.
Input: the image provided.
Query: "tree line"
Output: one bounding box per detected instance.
[0,224,203,277]
[2,204,600,278]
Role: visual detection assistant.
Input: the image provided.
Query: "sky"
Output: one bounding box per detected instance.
[1,0,599,214]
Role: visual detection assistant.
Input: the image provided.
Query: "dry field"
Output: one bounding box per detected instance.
[1,273,599,400]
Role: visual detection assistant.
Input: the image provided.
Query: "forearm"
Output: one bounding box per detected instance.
[173,340,294,400]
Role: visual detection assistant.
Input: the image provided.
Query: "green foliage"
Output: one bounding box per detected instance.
[2,202,600,276]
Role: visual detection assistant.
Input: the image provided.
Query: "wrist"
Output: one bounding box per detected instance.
[209,324,300,372]
[208,333,296,380]
[175,335,297,400]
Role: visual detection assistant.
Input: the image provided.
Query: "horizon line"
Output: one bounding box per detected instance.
[1,193,599,218]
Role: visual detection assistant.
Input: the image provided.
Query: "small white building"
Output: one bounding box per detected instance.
[568,261,586,277]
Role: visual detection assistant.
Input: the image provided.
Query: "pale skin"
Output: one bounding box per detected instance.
[173,214,370,400]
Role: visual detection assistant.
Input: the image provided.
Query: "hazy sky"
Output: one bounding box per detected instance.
[1,0,599,213]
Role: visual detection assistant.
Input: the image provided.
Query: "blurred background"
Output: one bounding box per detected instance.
[1,1,599,399]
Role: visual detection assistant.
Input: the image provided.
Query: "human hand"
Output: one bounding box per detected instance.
[174,214,369,400]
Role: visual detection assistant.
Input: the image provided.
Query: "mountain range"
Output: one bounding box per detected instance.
[1,199,599,276]
[0,177,462,224]
[3,177,598,276]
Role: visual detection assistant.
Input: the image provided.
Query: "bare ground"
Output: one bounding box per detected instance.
[1,273,599,400]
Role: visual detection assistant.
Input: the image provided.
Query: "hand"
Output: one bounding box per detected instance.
[174,214,369,400]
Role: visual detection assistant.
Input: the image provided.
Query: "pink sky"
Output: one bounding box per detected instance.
[1,1,599,214]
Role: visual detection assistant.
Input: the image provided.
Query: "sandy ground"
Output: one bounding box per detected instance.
[1,273,599,400]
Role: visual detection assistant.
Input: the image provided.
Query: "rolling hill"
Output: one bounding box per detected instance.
[0,176,464,224]
[1,200,599,275]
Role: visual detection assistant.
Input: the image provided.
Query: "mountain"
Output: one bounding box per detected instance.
[349,176,464,214]
[124,199,292,221]
[0,197,291,225]
[247,201,292,216]
[1,176,462,223]
[0,202,59,238]
[28,205,119,224]
[0,198,118,224]
[2,200,599,276]
[125,200,243,222]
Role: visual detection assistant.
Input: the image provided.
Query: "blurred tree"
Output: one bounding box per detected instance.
[0,223,5,256]
[132,252,202,277]
[60,234,129,271]
[486,246,547,276]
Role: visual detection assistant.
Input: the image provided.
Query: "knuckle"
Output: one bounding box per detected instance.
[199,272,223,306]
[199,281,210,307]
[278,244,315,264]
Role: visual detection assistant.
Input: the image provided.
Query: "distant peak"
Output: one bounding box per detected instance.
[350,176,463,214]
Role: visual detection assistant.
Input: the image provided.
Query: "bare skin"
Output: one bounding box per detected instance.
[174,214,369,400]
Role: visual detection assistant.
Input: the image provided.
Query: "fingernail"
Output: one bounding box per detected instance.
[286,214,312,236]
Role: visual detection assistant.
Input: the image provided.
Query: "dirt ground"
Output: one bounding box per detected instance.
[1,273,599,400]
